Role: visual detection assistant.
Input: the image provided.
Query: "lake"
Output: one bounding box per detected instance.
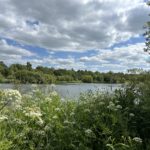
[0,83,122,99]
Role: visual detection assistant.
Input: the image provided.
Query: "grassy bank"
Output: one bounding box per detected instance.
[0,81,150,150]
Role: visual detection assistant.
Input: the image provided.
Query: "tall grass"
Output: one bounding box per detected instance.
[0,82,150,149]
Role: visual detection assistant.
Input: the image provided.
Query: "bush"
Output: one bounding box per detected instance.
[0,83,150,149]
[81,75,93,83]
[0,73,4,83]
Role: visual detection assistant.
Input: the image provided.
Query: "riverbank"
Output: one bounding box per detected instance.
[0,81,150,149]
[1,62,149,85]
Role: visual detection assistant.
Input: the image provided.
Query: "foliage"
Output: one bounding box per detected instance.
[81,75,93,83]
[0,62,149,84]
[0,82,150,149]
[0,73,4,83]
[144,1,150,53]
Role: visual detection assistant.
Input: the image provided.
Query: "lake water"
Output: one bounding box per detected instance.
[0,83,122,99]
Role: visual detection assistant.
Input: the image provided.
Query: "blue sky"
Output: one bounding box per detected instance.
[0,0,149,72]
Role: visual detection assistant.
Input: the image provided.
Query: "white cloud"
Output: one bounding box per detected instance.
[0,39,35,64]
[0,0,149,72]
[79,42,150,71]
[0,0,149,51]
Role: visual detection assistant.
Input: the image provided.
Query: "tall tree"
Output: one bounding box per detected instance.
[144,1,150,53]
[26,62,32,71]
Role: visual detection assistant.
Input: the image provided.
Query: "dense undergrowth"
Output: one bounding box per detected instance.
[0,81,150,150]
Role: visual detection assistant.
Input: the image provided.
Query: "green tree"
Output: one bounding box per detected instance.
[81,75,93,83]
[144,1,150,53]
[26,62,32,71]
[0,73,4,82]
[0,61,8,76]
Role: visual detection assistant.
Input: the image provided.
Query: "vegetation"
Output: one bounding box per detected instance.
[0,3,149,149]
[144,1,150,53]
[0,61,149,84]
[0,80,150,149]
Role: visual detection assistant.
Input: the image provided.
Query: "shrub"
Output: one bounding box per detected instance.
[0,83,150,149]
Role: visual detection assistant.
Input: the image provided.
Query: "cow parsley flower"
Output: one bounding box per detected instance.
[55,107,61,112]
[129,113,135,117]
[85,129,96,137]
[51,91,58,97]
[24,107,42,118]
[85,129,93,135]
[2,89,22,109]
[116,105,122,109]
[0,115,8,122]
[107,101,116,111]
[24,106,44,125]
[133,137,142,143]
[134,98,140,105]
[52,115,58,119]
[64,120,70,124]
[45,97,52,102]
[70,112,75,116]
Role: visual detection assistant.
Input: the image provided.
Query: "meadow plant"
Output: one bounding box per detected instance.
[0,82,149,149]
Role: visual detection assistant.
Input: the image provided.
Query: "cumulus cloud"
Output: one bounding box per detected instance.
[0,0,149,72]
[0,0,149,51]
[0,39,35,64]
[79,42,150,71]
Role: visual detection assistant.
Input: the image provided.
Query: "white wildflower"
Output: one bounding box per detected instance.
[93,94,97,99]
[45,97,52,102]
[4,89,22,101]
[70,112,75,116]
[107,101,116,111]
[37,117,44,126]
[133,137,142,143]
[85,129,93,135]
[64,120,70,124]
[134,98,140,105]
[13,118,24,125]
[0,115,8,122]
[24,107,44,125]
[36,130,45,136]
[51,91,58,97]
[55,107,61,112]
[23,93,32,99]
[116,105,122,109]
[24,107,42,118]
[2,89,22,109]
[52,115,58,119]
[61,98,65,101]
[44,125,51,131]
[129,113,135,117]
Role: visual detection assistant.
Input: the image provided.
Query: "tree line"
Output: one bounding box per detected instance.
[0,61,149,84]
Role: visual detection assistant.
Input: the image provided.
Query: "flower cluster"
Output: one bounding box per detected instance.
[133,137,142,143]
[45,97,52,102]
[23,106,44,125]
[50,91,58,97]
[1,89,22,109]
[0,115,8,122]
[24,107,42,118]
[107,101,122,111]
[85,129,93,135]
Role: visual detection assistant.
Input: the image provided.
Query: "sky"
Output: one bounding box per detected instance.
[0,0,150,72]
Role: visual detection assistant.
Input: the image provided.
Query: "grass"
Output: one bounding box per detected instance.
[0,81,150,150]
